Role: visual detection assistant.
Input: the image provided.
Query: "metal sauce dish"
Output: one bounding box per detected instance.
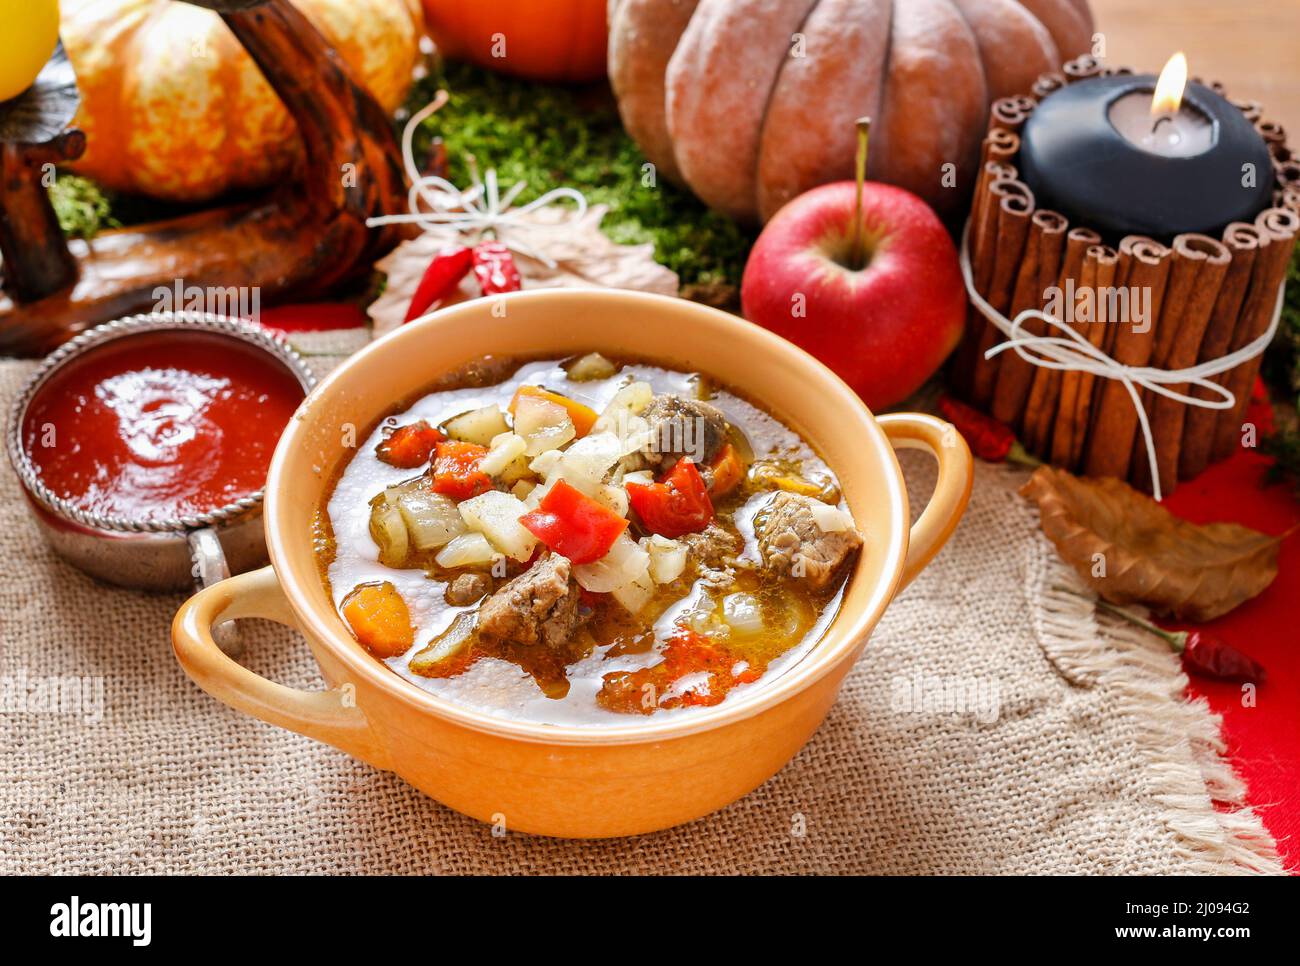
[6,312,315,640]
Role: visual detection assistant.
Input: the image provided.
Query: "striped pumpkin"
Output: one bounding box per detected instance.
[61,0,424,202]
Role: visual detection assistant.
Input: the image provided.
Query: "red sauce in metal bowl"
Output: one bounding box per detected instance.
[22,331,305,524]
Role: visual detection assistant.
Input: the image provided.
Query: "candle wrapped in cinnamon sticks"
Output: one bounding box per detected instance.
[951,60,1299,497]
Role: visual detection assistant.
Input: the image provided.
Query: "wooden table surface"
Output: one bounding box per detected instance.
[1091,0,1300,132]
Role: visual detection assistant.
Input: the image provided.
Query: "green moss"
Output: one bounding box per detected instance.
[49,174,118,239]
[405,62,754,287]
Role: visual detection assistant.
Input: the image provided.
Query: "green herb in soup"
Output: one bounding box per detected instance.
[316,354,863,725]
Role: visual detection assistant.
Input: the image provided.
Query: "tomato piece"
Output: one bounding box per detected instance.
[375,420,444,468]
[596,629,767,714]
[508,384,598,437]
[341,582,414,657]
[626,458,714,538]
[429,440,492,500]
[518,479,629,564]
[707,442,745,497]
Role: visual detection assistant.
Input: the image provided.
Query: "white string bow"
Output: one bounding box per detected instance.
[365,95,588,268]
[960,220,1284,501]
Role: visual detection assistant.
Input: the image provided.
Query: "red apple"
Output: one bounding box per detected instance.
[740,180,966,411]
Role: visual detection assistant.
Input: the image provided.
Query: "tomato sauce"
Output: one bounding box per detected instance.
[23,331,304,523]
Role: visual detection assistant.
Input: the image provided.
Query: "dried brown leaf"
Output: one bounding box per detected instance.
[1020,465,1282,621]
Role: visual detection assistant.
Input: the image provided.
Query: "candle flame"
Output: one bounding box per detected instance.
[1150,52,1188,116]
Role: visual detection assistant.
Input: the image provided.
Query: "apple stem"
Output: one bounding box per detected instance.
[851,116,871,270]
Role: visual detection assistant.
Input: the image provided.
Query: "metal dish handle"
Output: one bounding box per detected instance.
[187,527,242,656]
[171,565,390,771]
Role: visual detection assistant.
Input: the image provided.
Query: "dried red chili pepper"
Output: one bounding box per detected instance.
[472,241,522,295]
[405,245,472,323]
[1179,630,1267,683]
[1056,586,1266,684]
[938,396,1038,466]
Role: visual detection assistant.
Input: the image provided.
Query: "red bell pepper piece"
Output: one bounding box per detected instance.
[472,241,522,295]
[429,440,492,500]
[518,480,629,564]
[375,420,444,469]
[405,245,472,323]
[626,458,714,538]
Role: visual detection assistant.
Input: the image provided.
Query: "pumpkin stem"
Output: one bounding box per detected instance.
[850,116,871,271]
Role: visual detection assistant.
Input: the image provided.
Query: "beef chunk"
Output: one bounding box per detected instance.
[476,554,585,647]
[636,394,729,472]
[756,492,862,590]
[445,572,491,607]
[681,522,742,589]
[681,523,742,570]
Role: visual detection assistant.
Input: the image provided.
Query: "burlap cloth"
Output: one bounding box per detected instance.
[0,342,1285,875]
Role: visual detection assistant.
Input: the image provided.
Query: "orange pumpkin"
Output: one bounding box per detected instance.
[609,0,1095,223]
[421,0,606,83]
[60,0,424,202]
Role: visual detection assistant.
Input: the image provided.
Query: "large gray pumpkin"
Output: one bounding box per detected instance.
[609,0,1094,223]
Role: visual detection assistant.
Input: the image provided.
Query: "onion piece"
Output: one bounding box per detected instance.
[479,432,527,477]
[514,393,576,456]
[573,532,650,594]
[435,532,498,568]
[565,352,619,382]
[394,486,466,550]
[368,496,409,567]
[722,592,765,637]
[643,534,686,583]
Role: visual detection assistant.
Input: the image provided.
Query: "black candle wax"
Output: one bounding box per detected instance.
[1018,75,1274,239]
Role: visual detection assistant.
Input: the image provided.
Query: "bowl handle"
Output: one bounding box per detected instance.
[171,565,390,770]
[877,412,974,592]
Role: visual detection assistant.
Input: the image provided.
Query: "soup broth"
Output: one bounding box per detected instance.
[317,354,862,726]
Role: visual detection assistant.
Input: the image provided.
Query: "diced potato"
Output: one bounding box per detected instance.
[722,593,765,637]
[409,611,477,675]
[643,534,686,584]
[514,393,576,457]
[368,495,409,567]
[479,432,527,477]
[621,469,654,487]
[574,532,650,594]
[458,490,538,561]
[566,352,619,382]
[441,405,511,446]
[511,479,536,501]
[612,570,655,615]
[809,502,856,533]
[435,532,499,568]
[387,481,466,551]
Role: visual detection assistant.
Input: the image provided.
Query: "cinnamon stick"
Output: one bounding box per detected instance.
[1129,234,1231,494]
[1021,228,1100,456]
[949,166,1025,397]
[990,209,1069,430]
[1032,72,1065,100]
[988,95,1037,134]
[1062,54,1103,83]
[970,180,1036,407]
[1050,244,1119,470]
[1177,222,1264,480]
[1210,207,1300,462]
[1081,236,1172,479]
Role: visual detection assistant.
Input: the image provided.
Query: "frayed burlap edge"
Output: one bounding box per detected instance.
[1033,543,1285,876]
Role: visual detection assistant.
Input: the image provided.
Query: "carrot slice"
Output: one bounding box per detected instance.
[509,385,598,437]
[342,582,415,657]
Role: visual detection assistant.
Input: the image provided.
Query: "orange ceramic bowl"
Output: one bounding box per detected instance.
[172,290,972,838]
